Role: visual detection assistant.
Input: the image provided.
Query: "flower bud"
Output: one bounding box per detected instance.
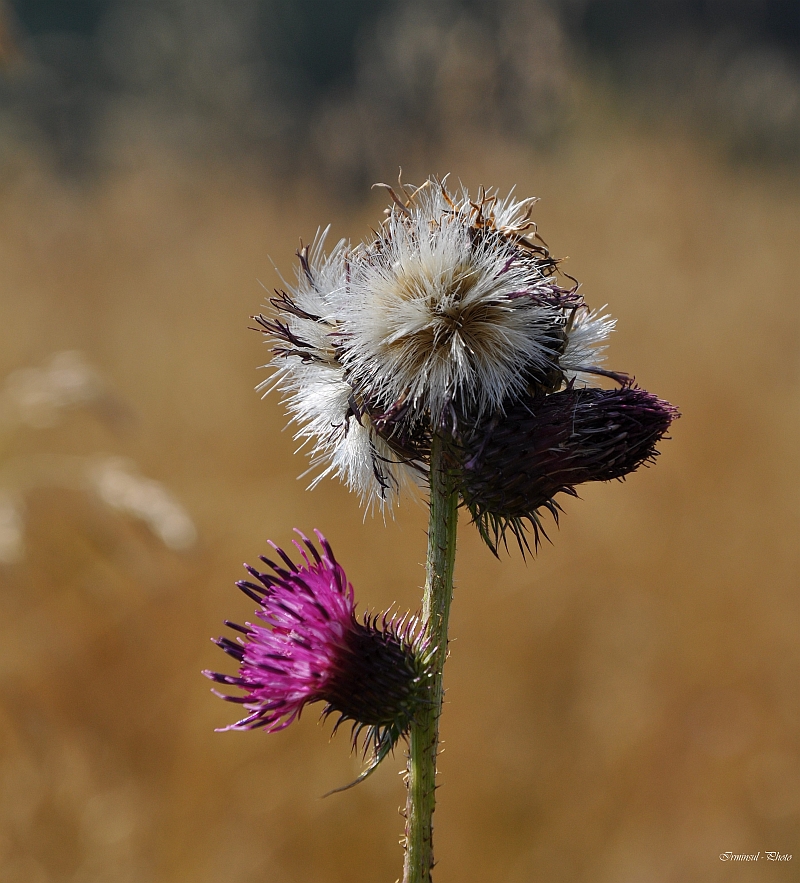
[460,386,679,553]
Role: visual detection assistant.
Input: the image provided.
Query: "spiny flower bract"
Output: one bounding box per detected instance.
[204,530,432,779]
[459,386,680,554]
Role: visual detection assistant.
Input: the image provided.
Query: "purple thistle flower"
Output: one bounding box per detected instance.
[204,530,431,783]
[460,385,679,554]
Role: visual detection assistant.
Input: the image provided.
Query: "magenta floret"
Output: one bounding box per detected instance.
[206,530,354,732]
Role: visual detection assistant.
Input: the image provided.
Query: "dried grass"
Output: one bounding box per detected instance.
[0,112,798,882]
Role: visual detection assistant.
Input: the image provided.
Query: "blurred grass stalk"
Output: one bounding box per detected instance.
[0,351,196,564]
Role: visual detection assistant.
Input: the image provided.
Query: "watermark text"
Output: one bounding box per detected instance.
[720,852,792,862]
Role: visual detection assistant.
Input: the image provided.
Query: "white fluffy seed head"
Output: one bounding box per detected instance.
[257,180,617,511]
[333,185,567,423]
[285,361,422,511]
[561,306,616,383]
[276,228,345,361]
[258,230,422,511]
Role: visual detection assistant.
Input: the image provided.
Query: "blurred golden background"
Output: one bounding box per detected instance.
[0,2,798,881]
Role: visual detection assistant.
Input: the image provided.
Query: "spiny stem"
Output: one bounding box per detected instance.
[403,433,459,883]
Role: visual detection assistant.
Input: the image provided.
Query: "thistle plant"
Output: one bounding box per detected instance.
[207,177,678,882]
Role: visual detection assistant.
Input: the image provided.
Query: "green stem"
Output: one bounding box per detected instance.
[403,434,459,883]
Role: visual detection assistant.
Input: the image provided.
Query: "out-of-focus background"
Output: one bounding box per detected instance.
[0,1,798,881]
